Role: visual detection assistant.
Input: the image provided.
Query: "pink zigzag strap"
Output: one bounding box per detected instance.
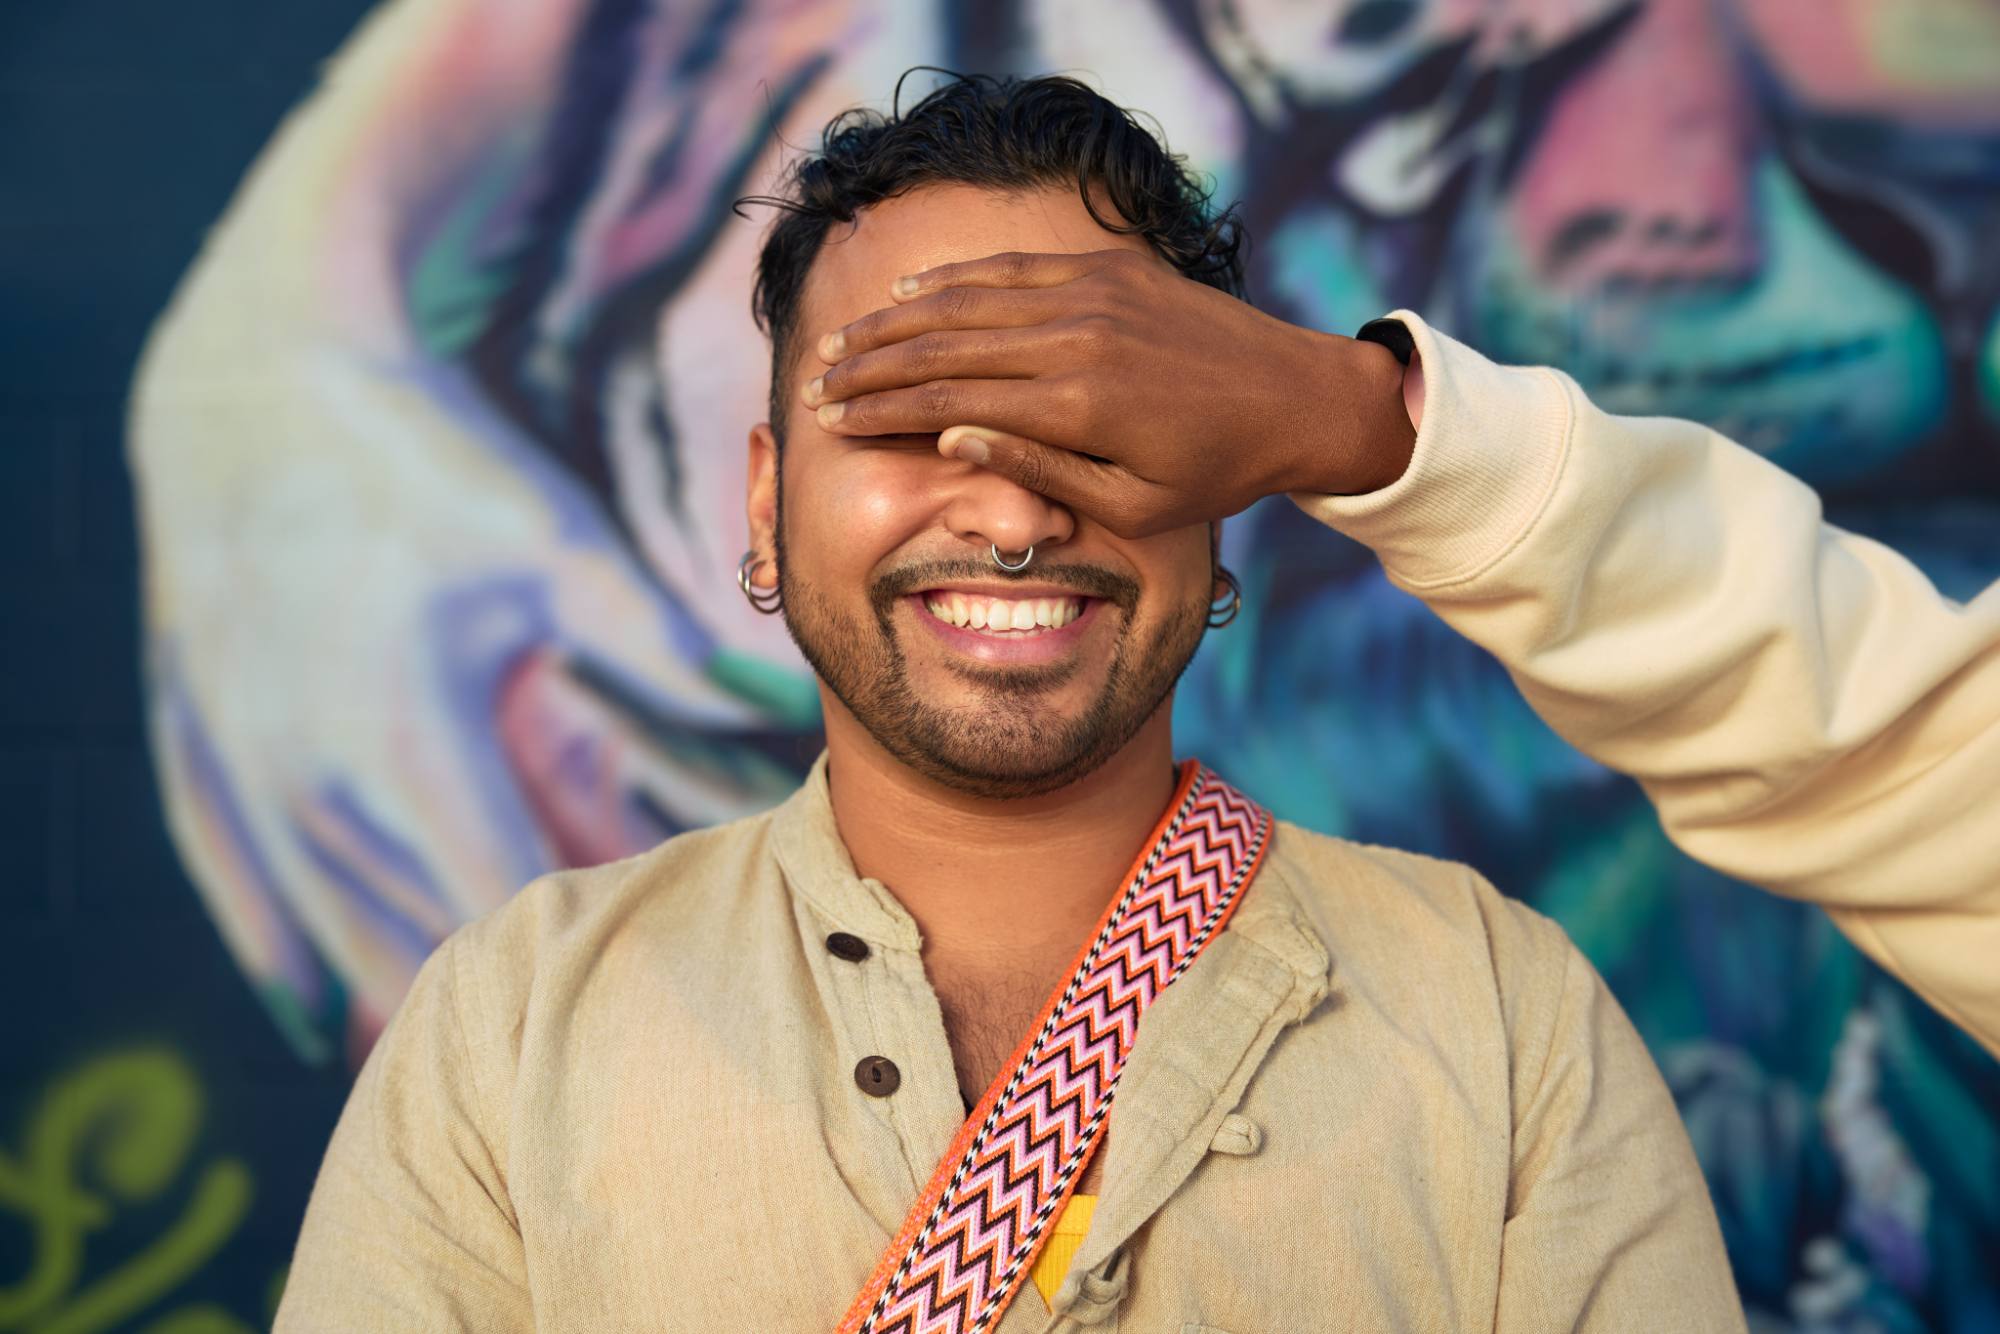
[836,760,1272,1334]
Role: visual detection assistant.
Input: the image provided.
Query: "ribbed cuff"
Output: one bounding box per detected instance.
[1290,309,1575,591]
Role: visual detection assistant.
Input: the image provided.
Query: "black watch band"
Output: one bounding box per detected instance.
[1353,316,1414,366]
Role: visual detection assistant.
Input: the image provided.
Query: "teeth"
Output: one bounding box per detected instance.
[921,594,1084,634]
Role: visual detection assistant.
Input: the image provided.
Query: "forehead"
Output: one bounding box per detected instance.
[795,182,1161,350]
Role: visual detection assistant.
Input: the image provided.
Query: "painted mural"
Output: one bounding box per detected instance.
[127,0,2000,1325]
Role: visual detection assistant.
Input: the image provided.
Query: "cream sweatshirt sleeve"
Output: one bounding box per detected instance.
[1294,310,2000,1058]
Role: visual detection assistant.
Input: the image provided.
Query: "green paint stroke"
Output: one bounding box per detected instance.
[1980,306,2000,431]
[139,1305,254,1334]
[0,1049,255,1333]
[262,1267,288,1326]
[706,646,821,730]
[407,134,538,360]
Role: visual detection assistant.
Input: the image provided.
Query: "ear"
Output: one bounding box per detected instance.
[746,422,780,588]
[1209,518,1225,594]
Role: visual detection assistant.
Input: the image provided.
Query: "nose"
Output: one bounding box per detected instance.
[939,460,1076,560]
[1508,0,1763,297]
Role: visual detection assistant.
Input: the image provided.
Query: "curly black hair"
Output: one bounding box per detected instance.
[739,69,1246,440]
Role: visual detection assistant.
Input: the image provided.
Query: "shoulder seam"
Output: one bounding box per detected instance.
[1510,907,1579,1165]
[441,933,517,1226]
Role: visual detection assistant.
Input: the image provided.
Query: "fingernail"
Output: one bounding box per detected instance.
[816,401,845,428]
[949,432,989,465]
[803,376,823,406]
[893,275,919,298]
[820,331,845,360]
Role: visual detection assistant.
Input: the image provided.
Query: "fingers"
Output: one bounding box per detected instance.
[938,427,1155,537]
[895,250,1112,300]
[813,379,1057,442]
[807,329,1045,408]
[937,426,1105,508]
[819,286,1057,363]
[819,249,1141,363]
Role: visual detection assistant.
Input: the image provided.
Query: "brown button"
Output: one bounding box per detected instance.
[826,931,870,962]
[854,1056,901,1097]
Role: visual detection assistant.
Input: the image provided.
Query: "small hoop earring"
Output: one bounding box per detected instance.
[1208,565,1242,629]
[738,551,782,614]
[991,543,1034,572]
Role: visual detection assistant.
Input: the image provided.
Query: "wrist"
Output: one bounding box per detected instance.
[1279,328,1417,497]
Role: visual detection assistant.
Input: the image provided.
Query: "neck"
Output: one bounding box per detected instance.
[823,698,1181,971]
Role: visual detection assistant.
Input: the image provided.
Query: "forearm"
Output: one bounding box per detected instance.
[1295,310,2000,1053]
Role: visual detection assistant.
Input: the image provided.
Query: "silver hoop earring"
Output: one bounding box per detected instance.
[738,551,782,614]
[1208,565,1242,629]
[991,543,1034,572]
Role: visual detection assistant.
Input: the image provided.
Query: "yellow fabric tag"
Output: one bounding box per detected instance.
[1029,1193,1098,1306]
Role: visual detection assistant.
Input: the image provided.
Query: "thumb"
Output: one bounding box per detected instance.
[939,426,1113,513]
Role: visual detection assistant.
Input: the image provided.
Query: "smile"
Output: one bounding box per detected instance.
[920,592,1085,635]
[904,584,1106,667]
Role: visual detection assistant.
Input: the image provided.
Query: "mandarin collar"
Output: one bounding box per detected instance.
[768,751,1335,1004]
[769,751,926,951]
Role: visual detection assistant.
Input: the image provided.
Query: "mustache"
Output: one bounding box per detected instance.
[869,558,1142,616]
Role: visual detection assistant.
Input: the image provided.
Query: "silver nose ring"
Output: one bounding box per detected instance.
[991,543,1034,572]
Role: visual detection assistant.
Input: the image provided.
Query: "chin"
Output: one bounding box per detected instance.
[896,750,1110,800]
[876,704,1141,799]
[785,579,1202,799]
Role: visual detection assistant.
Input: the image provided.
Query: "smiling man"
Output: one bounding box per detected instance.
[275,74,1743,1332]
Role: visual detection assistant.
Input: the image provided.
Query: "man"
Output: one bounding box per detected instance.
[276,74,1744,1331]
[803,153,2000,1067]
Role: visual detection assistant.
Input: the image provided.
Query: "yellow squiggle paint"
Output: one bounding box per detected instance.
[0,1049,257,1334]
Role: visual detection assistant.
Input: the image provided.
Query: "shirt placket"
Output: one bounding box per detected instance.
[853,901,983,1190]
[785,866,969,1238]
[1031,887,1333,1333]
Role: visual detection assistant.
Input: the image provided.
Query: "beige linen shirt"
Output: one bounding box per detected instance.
[277,757,1742,1332]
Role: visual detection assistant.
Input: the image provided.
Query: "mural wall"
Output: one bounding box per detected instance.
[12,0,1997,1326]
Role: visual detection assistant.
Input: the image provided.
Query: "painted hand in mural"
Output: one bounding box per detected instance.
[806,248,1416,536]
[129,0,946,1060]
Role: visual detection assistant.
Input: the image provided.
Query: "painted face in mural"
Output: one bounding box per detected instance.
[745,183,1213,798]
[1109,0,1983,487]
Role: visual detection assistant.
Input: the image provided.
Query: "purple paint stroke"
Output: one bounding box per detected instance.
[315,777,456,914]
[290,807,449,972]
[412,356,724,669]
[162,643,334,1021]
[425,571,565,890]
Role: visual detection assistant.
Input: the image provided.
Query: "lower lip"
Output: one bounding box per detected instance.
[905,595,1105,665]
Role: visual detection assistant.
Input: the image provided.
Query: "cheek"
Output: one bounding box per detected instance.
[784,449,939,573]
[1122,530,1214,614]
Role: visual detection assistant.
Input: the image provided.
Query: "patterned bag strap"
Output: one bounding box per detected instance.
[836,760,1272,1334]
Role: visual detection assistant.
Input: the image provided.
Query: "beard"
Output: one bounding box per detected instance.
[776,537,1210,800]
